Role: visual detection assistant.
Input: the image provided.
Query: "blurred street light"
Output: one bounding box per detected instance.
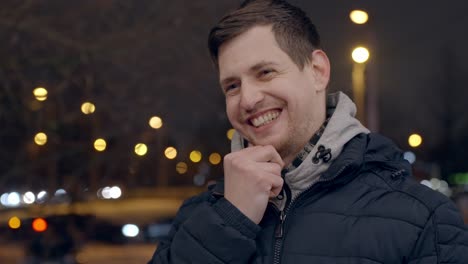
[8,216,21,229]
[7,192,21,207]
[190,150,202,163]
[32,218,47,232]
[54,189,67,196]
[164,146,177,159]
[409,133,423,148]
[352,47,370,124]
[227,129,235,140]
[33,87,48,101]
[122,224,139,237]
[403,151,416,164]
[134,143,148,156]
[149,116,163,129]
[110,186,122,199]
[101,187,111,199]
[350,10,369,24]
[22,191,36,204]
[37,190,48,203]
[176,162,188,174]
[81,102,96,114]
[34,132,48,146]
[352,47,370,63]
[209,153,222,165]
[94,138,107,151]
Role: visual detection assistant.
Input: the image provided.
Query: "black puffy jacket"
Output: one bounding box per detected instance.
[149,133,468,263]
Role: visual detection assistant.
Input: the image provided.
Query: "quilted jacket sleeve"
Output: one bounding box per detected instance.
[148,192,261,264]
[408,200,468,263]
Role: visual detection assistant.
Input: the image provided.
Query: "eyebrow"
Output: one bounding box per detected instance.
[220,61,279,87]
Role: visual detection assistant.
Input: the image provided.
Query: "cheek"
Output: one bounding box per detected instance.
[225,101,238,122]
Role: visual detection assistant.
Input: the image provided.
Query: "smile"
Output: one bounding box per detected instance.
[249,110,281,128]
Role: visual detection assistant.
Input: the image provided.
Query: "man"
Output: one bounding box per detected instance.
[149,0,468,263]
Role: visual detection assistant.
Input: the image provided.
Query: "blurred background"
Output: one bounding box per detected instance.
[1,0,467,263]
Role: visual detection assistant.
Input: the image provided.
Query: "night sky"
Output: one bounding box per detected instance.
[1,0,468,192]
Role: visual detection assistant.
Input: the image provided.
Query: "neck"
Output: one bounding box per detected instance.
[282,115,329,169]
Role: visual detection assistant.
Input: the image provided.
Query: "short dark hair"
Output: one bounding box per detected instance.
[208,0,321,70]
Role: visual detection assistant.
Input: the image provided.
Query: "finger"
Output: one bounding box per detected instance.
[270,184,283,197]
[262,172,284,197]
[269,172,284,189]
[269,174,284,197]
[257,162,283,176]
[243,145,284,167]
[260,145,284,167]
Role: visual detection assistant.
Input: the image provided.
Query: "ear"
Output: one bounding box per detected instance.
[309,49,330,92]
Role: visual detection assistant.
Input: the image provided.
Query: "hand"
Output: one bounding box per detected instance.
[223,145,284,224]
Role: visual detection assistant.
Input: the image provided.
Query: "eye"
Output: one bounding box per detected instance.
[224,82,239,94]
[262,69,272,75]
[259,68,275,78]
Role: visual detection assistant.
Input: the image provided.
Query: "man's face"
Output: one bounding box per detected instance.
[218,25,329,164]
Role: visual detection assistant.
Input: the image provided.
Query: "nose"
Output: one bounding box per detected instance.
[239,81,264,112]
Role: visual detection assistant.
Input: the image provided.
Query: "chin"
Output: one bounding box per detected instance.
[252,136,283,149]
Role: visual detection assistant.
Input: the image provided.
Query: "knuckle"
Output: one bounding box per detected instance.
[230,157,244,168]
[273,163,282,170]
[264,145,275,152]
[224,153,241,166]
[223,153,233,163]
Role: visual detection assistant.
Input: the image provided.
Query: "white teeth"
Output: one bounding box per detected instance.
[251,111,280,127]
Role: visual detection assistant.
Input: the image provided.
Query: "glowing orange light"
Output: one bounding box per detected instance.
[8,216,21,229]
[32,218,48,232]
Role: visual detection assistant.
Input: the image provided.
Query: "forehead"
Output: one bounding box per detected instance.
[217,25,293,80]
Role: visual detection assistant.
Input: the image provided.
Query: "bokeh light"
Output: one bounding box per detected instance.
[55,189,67,196]
[8,216,21,229]
[149,116,163,129]
[34,132,47,146]
[134,143,148,156]
[101,187,111,199]
[190,150,202,163]
[209,153,222,165]
[7,192,21,207]
[122,224,139,237]
[352,47,370,63]
[164,147,177,159]
[22,191,36,204]
[176,162,188,174]
[36,190,48,203]
[403,151,416,164]
[33,87,48,101]
[350,10,369,24]
[110,186,122,199]
[0,193,8,206]
[81,102,96,114]
[408,133,423,148]
[32,218,48,232]
[227,129,235,140]
[94,138,107,151]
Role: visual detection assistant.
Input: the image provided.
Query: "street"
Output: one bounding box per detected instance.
[0,242,156,264]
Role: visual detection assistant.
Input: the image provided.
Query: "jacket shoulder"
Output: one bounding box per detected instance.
[360,133,453,213]
[399,178,456,213]
[363,166,455,216]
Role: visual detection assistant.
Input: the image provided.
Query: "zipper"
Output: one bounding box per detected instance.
[275,210,285,238]
[273,209,285,264]
[271,162,352,264]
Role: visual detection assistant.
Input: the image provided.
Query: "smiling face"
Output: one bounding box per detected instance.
[218,25,330,165]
